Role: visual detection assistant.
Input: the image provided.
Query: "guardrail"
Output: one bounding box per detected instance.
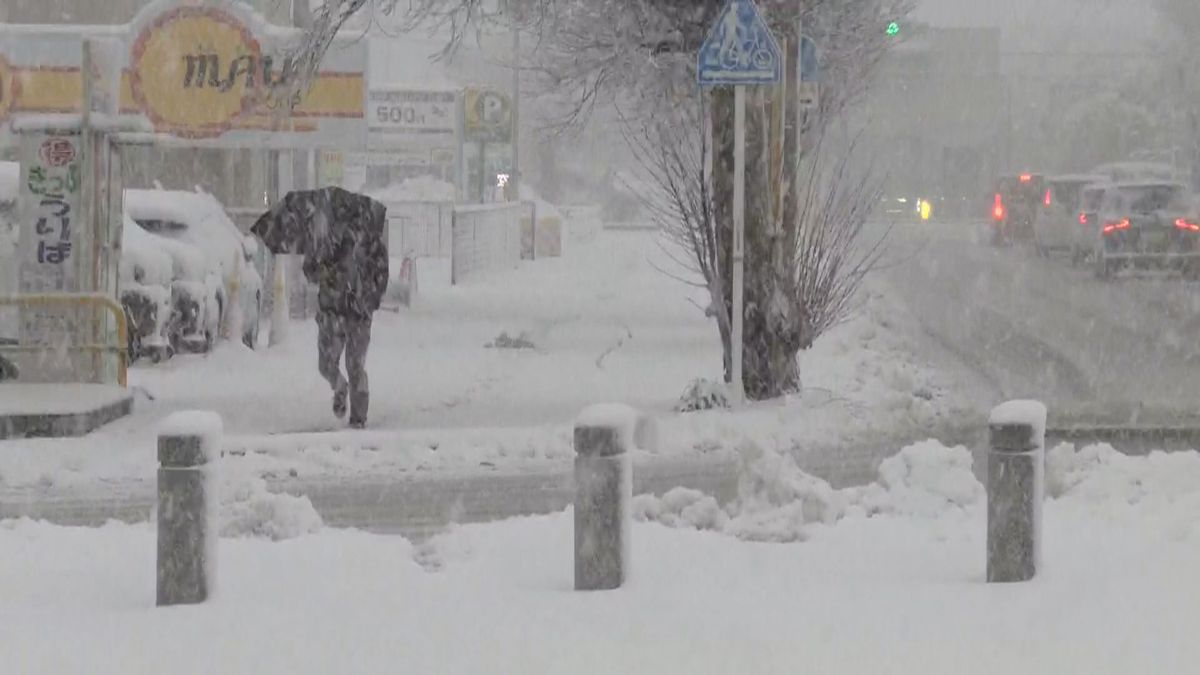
[0,293,128,387]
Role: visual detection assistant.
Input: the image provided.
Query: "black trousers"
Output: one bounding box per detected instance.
[316,311,373,424]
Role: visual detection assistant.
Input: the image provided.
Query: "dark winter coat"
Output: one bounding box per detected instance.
[301,195,389,319]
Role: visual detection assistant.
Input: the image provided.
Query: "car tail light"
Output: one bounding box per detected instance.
[1175,218,1200,232]
[993,193,1005,221]
[1103,218,1130,234]
[1044,189,1052,207]
[1019,174,1032,183]
[1079,212,1088,225]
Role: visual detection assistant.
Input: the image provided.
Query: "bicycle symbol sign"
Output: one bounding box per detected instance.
[697,0,782,86]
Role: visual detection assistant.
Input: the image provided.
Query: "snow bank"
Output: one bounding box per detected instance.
[369,176,456,203]
[220,476,323,541]
[855,441,983,517]
[638,440,982,542]
[5,483,1200,675]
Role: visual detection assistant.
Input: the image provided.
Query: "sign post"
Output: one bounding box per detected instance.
[698,0,782,404]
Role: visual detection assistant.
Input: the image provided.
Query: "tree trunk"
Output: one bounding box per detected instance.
[710,38,806,400]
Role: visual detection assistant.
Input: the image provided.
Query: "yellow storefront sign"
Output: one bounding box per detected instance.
[0,1,364,143]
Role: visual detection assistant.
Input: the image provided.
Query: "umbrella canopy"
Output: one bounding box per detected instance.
[251,187,386,256]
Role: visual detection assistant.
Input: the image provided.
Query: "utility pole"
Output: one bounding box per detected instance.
[510,3,521,203]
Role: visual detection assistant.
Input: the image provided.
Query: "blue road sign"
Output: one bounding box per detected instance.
[800,35,819,82]
[697,0,782,86]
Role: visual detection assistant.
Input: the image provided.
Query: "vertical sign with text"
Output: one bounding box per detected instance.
[18,131,83,381]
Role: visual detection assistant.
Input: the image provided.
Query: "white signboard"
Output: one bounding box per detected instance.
[368,89,458,146]
[17,131,84,381]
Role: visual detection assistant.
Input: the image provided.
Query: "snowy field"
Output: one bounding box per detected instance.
[2,441,1197,674]
[0,224,976,490]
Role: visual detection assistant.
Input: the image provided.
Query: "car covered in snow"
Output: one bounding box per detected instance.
[119,214,175,362]
[1091,181,1200,280]
[1031,174,1107,261]
[125,188,264,349]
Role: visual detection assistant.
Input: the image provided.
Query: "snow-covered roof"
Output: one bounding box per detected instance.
[1049,174,1108,184]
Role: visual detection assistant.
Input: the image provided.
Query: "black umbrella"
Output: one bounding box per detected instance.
[251,187,386,255]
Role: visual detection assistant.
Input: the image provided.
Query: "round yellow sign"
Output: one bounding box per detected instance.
[130,7,263,138]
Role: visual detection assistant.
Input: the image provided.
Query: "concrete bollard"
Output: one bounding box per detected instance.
[573,404,644,591]
[157,411,222,606]
[986,400,1046,583]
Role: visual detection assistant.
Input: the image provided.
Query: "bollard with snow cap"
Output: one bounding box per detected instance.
[987,400,1046,583]
[574,404,650,591]
[157,411,222,606]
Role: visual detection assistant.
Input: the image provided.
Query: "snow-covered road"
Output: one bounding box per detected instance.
[882,220,1200,426]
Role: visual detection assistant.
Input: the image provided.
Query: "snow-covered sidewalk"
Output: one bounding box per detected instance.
[0,226,976,492]
[2,442,1197,674]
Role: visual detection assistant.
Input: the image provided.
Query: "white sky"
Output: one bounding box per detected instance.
[915,0,1158,50]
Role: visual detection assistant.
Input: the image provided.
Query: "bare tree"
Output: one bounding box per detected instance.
[285,0,911,400]
[629,97,886,398]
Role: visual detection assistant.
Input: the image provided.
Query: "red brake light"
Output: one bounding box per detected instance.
[992,193,1005,221]
[1044,189,1052,207]
[1079,212,1088,225]
[1019,174,1032,183]
[1176,218,1200,232]
[1103,218,1130,234]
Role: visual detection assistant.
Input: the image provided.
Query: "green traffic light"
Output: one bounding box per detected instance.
[886,21,900,36]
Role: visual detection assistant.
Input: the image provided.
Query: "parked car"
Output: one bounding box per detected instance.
[990,173,1045,245]
[119,214,175,362]
[1032,174,1107,261]
[125,189,264,349]
[1092,181,1200,280]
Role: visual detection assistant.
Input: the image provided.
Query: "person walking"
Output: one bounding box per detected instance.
[301,196,388,428]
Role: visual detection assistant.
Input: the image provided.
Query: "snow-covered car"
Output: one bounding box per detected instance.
[1032,174,1107,261]
[1089,161,1180,184]
[119,214,175,362]
[125,189,264,349]
[1092,181,1200,280]
[126,217,222,353]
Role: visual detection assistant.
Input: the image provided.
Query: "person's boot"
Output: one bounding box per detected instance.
[348,417,366,430]
[332,384,348,419]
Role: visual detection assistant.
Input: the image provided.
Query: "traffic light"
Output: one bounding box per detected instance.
[886,22,900,36]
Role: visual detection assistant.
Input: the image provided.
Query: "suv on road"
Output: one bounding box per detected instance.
[1032,174,1107,262]
[991,173,1045,245]
[1092,181,1200,280]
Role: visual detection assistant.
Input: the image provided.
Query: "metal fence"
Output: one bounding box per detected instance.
[380,201,455,259]
[451,202,534,284]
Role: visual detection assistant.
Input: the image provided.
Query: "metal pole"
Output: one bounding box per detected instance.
[794,4,804,232]
[732,85,746,404]
[511,22,521,203]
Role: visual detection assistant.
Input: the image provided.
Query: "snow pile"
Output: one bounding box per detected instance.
[1047,443,1200,508]
[723,440,848,541]
[675,378,731,412]
[636,440,981,542]
[519,184,562,220]
[369,176,456,203]
[219,475,323,541]
[855,441,983,518]
[631,488,727,531]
